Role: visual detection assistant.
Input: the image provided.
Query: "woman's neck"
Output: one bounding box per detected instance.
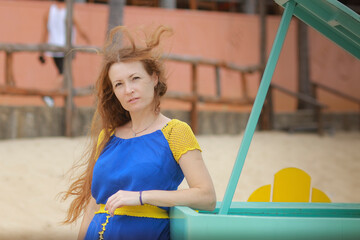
[129,110,159,134]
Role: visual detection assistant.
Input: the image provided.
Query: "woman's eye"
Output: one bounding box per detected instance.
[115,82,122,87]
[132,76,140,81]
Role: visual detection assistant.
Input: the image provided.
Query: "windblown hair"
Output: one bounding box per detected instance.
[62,25,172,224]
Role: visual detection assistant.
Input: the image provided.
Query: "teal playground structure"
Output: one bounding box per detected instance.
[170,0,360,239]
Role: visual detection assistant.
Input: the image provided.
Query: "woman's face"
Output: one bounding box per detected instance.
[108,61,158,113]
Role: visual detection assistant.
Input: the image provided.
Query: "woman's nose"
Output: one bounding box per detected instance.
[124,83,133,94]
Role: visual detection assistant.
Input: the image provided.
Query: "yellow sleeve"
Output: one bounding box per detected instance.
[95,129,106,158]
[96,128,116,158]
[162,119,201,163]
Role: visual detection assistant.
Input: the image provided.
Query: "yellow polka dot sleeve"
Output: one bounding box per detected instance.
[162,119,202,163]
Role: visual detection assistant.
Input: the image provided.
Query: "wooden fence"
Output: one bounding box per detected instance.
[0,42,262,136]
[312,82,360,131]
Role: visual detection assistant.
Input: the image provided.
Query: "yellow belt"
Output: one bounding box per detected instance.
[95,204,169,219]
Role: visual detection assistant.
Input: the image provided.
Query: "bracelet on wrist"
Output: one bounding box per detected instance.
[139,191,144,205]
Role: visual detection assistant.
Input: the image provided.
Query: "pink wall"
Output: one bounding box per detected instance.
[0,0,359,112]
[309,27,360,112]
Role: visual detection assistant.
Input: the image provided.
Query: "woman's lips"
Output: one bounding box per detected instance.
[128,97,139,103]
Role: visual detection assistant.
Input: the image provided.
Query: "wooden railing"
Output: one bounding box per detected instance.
[0,43,96,97]
[3,42,357,136]
[268,81,360,134]
[312,81,360,131]
[0,42,262,135]
[269,83,328,135]
[163,53,261,133]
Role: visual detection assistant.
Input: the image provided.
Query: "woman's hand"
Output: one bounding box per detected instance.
[105,190,141,216]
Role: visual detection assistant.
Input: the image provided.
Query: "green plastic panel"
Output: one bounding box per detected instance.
[275,0,360,59]
[170,1,360,239]
[171,202,360,240]
[218,0,296,215]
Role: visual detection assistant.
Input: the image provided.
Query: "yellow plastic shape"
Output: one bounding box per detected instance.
[247,184,271,202]
[273,167,311,202]
[248,167,331,203]
[312,188,331,203]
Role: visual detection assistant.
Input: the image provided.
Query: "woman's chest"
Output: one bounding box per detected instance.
[92,135,181,189]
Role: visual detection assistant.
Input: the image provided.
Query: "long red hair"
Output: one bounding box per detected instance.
[62,25,172,224]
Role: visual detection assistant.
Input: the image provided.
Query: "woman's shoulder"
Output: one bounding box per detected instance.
[161,118,201,162]
[161,118,195,140]
[96,128,114,145]
[162,119,191,131]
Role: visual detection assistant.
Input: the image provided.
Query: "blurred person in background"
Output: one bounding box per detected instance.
[39,0,90,106]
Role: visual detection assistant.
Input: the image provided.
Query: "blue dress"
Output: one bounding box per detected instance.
[85,119,201,240]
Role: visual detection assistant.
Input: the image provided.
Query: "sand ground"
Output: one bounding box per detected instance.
[1,131,359,239]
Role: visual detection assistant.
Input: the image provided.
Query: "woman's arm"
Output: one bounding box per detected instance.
[143,150,216,211]
[105,150,216,215]
[77,197,98,240]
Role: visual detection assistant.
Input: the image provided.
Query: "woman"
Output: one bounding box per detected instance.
[63,26,216,240]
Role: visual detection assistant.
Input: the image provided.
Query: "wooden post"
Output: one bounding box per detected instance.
[215,66,221,97]
[189,0,197,10]
[108,0,125,32]
[5,52,15,86]
[315,106,324,135]
[312,83,323,135]
[311,82,317,122]
[297,20,312,110]
[268,84,274,129]
[160,0,176,9]
[244,0,256,14]
[190,63,198,134]
[64,0,74,137]
[258,0,271,130]
[240,72,248,100]
[259,0,266,71]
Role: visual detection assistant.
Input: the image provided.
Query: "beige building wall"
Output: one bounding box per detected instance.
[0,0,359,112]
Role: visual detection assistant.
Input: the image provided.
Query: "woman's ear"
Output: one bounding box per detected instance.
[152,73,159,86]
